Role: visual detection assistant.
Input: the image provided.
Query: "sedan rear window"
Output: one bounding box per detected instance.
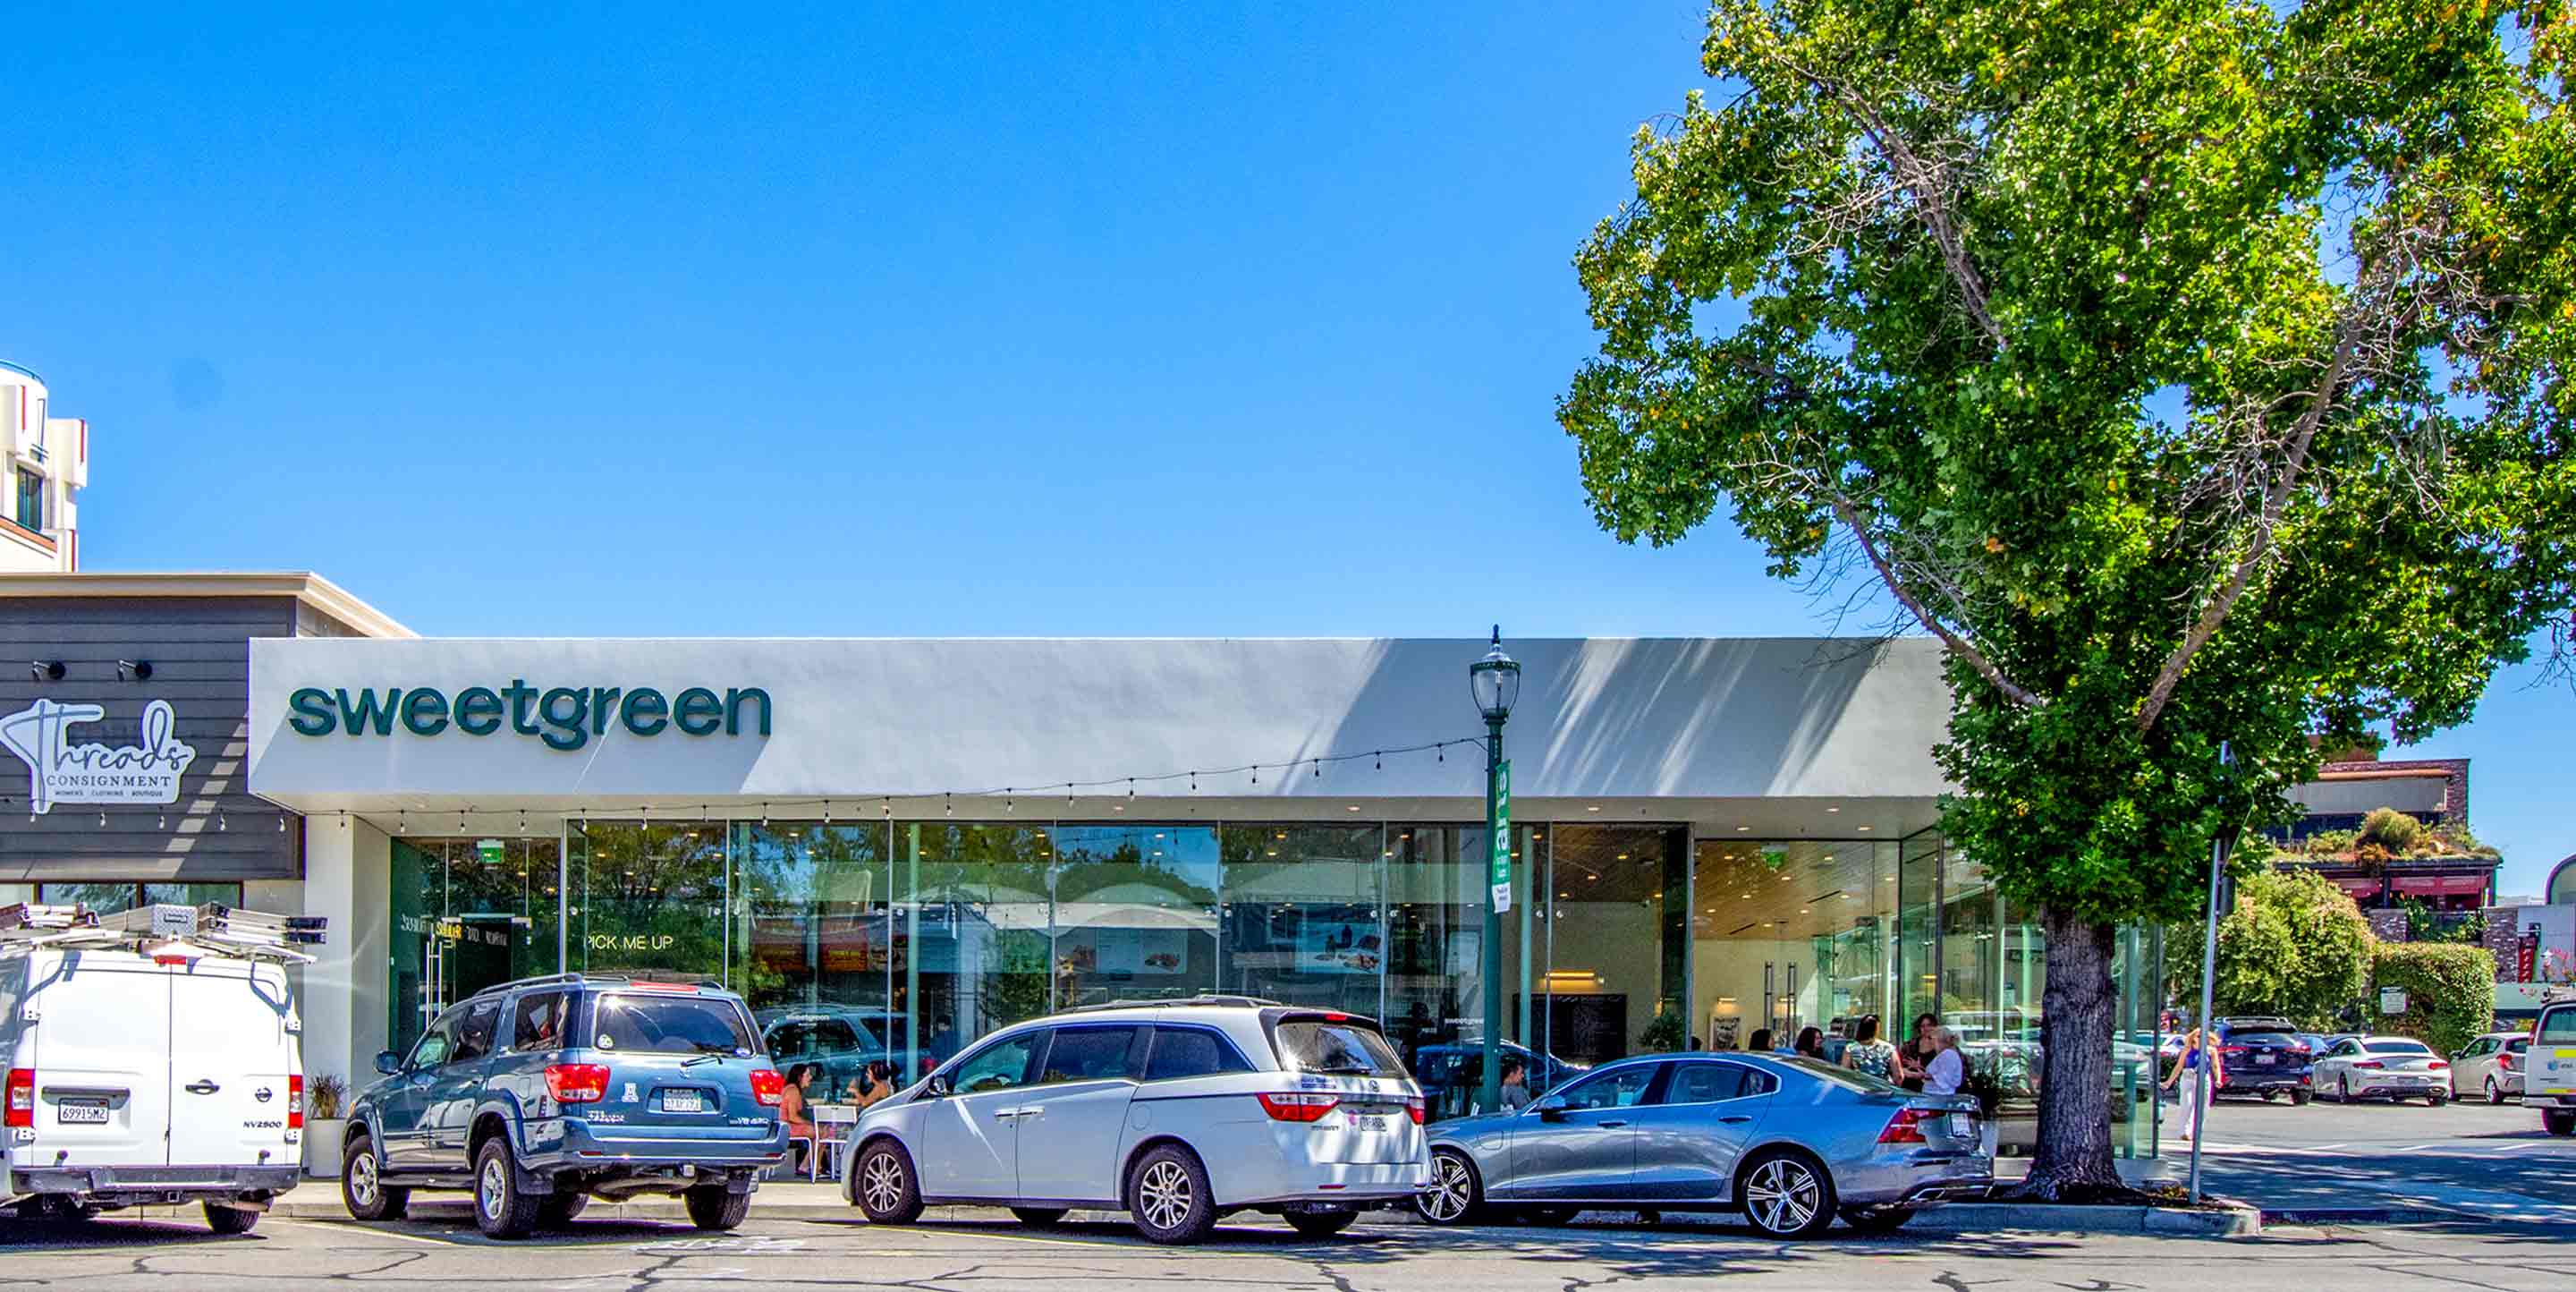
[1272,1020,1407,1076]
[2364,1039,2434,1056]
[591,994,757,1056]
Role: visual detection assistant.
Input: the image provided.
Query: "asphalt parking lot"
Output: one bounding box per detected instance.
[3,1205,2572,1292]
[2172,1089,2576,1220]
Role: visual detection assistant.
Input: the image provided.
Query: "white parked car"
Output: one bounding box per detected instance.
[840,997,1428,1244]
[2528,999,2576,1136]
[2312,1035,2450,1105]
[2448,1031,2530,1104]
[3,903,323,1232]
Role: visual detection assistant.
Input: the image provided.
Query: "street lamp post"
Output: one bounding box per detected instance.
[1470,627,1521,1117]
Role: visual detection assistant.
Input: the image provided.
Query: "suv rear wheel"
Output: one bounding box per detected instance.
[538,1194,589,1228]
[1128,1143,1218,1245]
[342,1135,409,1221]
[684,1185,750,1231]
[854,1139,924,1225]
[473,1138,543,1239]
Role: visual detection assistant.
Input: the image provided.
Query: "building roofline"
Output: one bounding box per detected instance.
[0,571,414,639]
[0,359,42,385]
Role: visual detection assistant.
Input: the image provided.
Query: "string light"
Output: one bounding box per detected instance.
[278,812,287,833]
[216,811,227,831]
[945,793,953,818]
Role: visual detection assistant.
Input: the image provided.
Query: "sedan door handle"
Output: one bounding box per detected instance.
[1717,1116,1752,1125]
[1597,1120,1629,1128]
[184,1080,221,1095]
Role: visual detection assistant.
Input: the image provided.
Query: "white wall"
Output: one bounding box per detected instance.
[248,636,1954,805]
[299,818,391,1092]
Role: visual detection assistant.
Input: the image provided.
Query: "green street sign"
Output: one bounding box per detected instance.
[1489,760,1513,913]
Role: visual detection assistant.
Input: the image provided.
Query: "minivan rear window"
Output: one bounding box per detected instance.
[590,994,757,1056]
[1272,1019,1408,1076]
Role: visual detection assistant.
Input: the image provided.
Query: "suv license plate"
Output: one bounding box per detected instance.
[662,1091,706,1113]
[58,1103,108,1125]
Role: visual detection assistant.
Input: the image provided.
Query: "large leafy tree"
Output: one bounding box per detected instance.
[2166,867,2375,1029]
[1562,0,2574,1196]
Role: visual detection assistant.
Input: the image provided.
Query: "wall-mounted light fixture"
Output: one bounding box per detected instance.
[117,659,153,681]
[29,660,64,682]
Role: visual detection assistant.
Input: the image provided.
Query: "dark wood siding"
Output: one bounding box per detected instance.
[0,595,301,881]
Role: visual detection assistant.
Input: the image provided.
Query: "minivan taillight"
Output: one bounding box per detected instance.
[4,1068,30,1128]
[546,1063,612,1103]
[1407,1097,1425,1125]
[749,1067,785,1107]
[1258,1092,1339,1122]
[288,1075,305,1130]
[1877,1107,1936,1144]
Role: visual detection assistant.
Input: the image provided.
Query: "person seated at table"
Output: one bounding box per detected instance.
[849,1060,899,1109]
[779,1063,819,1171]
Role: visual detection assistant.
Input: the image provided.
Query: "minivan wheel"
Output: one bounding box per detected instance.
[1010,1207,1069,1227]
[684,1185,750,1231]
[1415,1149,1483,1226]
[855,1140,924,1225]
[1285,1209,1357,1238]
[1128,1143,1218,1245]
[473,1139,542,1239]
[342,1135,409,1221]
[1739,1149,1836,1240]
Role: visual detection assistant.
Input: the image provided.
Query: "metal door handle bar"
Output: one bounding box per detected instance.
[184,1080,220,1095]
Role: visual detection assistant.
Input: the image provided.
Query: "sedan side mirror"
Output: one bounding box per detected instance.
[1534,1094,1568,1121]
[374,1050,402,1076]
[924,1073,953,1098]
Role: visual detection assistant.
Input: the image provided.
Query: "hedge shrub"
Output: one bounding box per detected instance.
[2370,942,2496,1055]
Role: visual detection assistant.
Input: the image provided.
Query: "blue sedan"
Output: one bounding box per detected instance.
[1415,1051,1990,1238]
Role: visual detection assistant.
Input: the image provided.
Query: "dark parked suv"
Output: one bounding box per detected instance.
[341,973,789,1237]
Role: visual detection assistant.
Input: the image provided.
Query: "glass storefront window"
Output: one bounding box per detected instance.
[1218,825,1382,1013]
[1540,825,1686,1065]
[733,821,894,1097]
[37,881,243,913]
[1050,824,1220,1008]
[386,836,559,1055]
[894,822,1054,1075]
[569,821,728,980]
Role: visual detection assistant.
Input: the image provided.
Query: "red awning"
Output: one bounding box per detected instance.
[2391,874,2488,897]
[2329,877,2383,898]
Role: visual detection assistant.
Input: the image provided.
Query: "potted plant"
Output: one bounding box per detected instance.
[303,1075,350,1177]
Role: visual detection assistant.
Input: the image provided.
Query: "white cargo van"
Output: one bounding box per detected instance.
[2529,997,2576,1137]
[3,902,324,1232]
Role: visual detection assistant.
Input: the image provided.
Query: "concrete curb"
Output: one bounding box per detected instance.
[1902,1203,2260,1237]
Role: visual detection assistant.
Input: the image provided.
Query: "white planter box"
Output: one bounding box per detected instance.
[303,1119,347,1178]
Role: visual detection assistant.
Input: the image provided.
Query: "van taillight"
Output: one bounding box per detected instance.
[1258,1092,1340,1122]
[1407,1097,1425,1125]
[545,1063,612,1103]
[4,1069,30,1128]
[288,1075,305,1129]
[749,1067,785,1107]
[1877,1107,1936,1144]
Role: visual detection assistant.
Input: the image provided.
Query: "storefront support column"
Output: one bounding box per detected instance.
[301,815,392,1102]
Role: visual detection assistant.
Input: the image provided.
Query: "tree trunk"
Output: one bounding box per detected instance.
[2012,906,2138,1202]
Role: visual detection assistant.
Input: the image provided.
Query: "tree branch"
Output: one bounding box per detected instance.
[2134,317,2363,732]
[1833,497,2048,709]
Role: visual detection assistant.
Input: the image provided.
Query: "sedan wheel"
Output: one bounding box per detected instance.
[2487,1075,2504,1105]
[1415,1150,1480,1226]
[1740,1151,1836,1240]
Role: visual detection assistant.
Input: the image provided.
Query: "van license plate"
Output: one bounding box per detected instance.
[1350,1114,1391,1132]
[58,1103,108,1125]
[661,1091,705,1113]
[1946,1115,1973,1137]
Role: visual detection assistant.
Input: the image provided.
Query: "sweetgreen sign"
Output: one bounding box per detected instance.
[285,681,771,752]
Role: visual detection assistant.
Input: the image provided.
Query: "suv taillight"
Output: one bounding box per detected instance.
[1877,1107,1936,1144]
[1258,1092,1339,1122]
[546,1063,612,1103]
[4,1068,30,1128]
[749,1067,785,1107]
[288,1074,305,1130]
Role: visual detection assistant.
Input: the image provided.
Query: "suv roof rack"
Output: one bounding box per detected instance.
[0,902,327,965]
[1062,994,1284,1015]
[469,970,727,998]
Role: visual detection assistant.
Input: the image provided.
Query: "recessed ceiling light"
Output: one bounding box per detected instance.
[1616,853,1630,861]
[1826,806,1841,813]
[1858,825,1873,831]
[1587,805,1602,813]
[1558,891,1571,897]
[1800,908,1809,914]
[1736,826,1751,832]
[1347,805,1361,812]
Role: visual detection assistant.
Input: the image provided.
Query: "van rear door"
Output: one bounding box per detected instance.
[26,951,171,1168]
[165,956,299,1169]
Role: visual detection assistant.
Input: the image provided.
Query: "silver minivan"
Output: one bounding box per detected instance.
[841,997,1428,1243]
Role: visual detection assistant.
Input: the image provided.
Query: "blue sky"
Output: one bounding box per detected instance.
[5,4,2566,894]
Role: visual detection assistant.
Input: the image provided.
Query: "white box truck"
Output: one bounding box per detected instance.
[3,902,324,1232]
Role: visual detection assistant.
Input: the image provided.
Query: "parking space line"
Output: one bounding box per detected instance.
[272,1219,458,1246]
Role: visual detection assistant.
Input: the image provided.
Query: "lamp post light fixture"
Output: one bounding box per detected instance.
[1470,626,1521,1117]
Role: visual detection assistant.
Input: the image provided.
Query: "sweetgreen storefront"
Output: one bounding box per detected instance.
[260,635,2165,1156]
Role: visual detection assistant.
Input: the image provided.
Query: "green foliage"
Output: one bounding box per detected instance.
[2398,896,2488,945]
[2371,941,2498,1054]
[2300,829,2360,857]
[1638,1003,1689,1053]
[2358,809,2431,854]
[308,1074,350,1121]
[2168,868,2375,1028]
[1560,0,2575,1186]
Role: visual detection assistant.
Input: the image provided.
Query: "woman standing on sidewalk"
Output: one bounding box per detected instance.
[2162,1026,2224,1142]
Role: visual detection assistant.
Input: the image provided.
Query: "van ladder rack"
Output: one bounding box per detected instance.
[0,902,326,965]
